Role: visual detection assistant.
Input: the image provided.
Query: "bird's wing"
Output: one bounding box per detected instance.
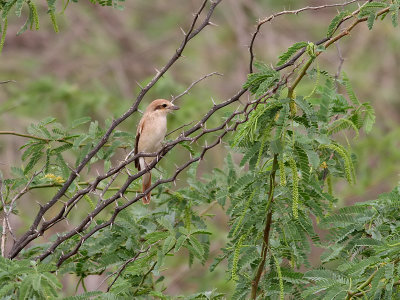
[134,118,145,170]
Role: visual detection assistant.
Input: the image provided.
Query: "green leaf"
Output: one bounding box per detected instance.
[157,217,174,234]
[71,117,92,129]
[179,142,195,156]
[342,72,360,106]
[304,148,320,169]
[277,41,307,66]
[391,4,399,27]
[11,166,24,177]
[187,236,204,260]
[56,153,69,178]
[367,12,376,30]
[162,236,176,254]
[327,11,349,37]
[17,5,32,35]
[73,135,89,149]
[39,117,56,126]
[24,150,43,174]
[327,118,359,138]
[64,291,103,300]
[190,229,212,236]
[358,2,388,20]
[362,103,375,133]
[270,139,283,154]
[51,143,73,155]
[32,274,41,291]
[2,0,17,20]
[19,274,33,300]
[174,235,187,253]
[22,142,45,161]
[15,0,25,17]
[243,63,278,94]
[145,231,169,244]
[0,282,17,298]
[88,121,99,138]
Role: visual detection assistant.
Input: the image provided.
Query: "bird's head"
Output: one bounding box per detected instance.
[145,99,180,115]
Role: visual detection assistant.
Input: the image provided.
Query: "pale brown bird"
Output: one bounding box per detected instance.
[134,99,179,204]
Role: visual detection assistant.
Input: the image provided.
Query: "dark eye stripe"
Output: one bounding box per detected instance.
[155,104,169,110]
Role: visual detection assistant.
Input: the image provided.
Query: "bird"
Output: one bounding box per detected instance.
[134,99,180,204]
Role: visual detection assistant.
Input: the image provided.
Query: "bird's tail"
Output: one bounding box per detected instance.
[142,172,151,204]
[139,157,151,204]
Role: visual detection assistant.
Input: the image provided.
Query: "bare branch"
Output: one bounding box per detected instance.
[171,71,223,103]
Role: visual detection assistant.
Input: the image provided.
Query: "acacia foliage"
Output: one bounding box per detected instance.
[0,0,400,299]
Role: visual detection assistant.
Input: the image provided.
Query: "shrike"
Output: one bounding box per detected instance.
[134,99,179,204]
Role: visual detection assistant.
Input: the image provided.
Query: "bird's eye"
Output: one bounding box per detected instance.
[162,104,167,108]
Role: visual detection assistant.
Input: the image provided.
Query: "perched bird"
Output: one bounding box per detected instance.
[134,99,180,204]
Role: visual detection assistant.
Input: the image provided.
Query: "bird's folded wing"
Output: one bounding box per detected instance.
[134,118,145,170]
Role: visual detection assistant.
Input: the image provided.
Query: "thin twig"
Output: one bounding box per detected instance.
[0,131,53,142]
[171,72,223,103]
[165,121,194,137]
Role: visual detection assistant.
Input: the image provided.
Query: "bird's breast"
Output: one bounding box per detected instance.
[138,115,167,153]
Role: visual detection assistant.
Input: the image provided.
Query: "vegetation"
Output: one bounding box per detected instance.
[0,0,400,299]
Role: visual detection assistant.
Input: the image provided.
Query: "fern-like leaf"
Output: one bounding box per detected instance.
[277,42,308,66]
[327,11,349,37]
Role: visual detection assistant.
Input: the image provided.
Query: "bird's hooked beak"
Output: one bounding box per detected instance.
[169,105,180,110]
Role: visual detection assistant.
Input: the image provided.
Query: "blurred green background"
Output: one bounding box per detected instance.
[1,0,399,296]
